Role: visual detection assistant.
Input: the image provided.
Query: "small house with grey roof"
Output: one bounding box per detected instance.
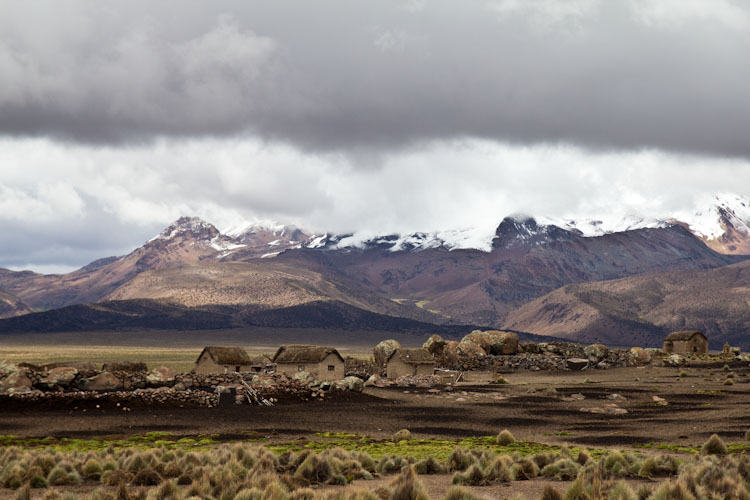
[663,331,708,355]
[272,345,344,381]
[386,348,436,379]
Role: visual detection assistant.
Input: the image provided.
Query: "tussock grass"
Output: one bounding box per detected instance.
[495,429,515,446]
[701,434,727,456]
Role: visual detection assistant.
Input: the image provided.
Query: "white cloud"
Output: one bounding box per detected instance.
[2,136,750,272]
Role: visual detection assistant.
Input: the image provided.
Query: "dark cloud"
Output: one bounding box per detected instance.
[0,1,749,157]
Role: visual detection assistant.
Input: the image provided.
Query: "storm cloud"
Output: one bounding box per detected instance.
[1,0,750,157]
[2,1,750,273]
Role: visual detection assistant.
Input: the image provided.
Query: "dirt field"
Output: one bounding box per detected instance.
[1,362,748,450]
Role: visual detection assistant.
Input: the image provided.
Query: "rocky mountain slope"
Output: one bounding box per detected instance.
[0,289,33,319]
[503,259,750,349]
[0,217,307,310]
[1,195,749,341]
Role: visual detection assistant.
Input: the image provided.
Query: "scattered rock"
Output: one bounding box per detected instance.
[146,366,175,386]
[40,366,78,389]
[663,354,686,367]
[652,395,668,406]
[81,372,123,391]
[584,344,610,363]
[629,347,651,366]
[566,358,589,371]
[341,376,364,392]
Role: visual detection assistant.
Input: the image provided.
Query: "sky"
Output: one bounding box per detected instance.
[2,0,750,273]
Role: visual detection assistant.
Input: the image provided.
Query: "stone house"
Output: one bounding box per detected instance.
[663,331,708,355]
[386,348,436,379]
[193,346,255,374]
[272,345,344,381]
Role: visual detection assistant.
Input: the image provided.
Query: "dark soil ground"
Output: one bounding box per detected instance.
[1,362,748,449]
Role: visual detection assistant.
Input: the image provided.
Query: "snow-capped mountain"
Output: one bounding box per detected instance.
[671,193,750,255]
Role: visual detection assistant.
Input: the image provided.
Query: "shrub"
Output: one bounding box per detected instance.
[494,376,509,385]
[444,486,481,500]
[388,466,428,500]
[583,378,593,384]
[132,469,162,486]
[679,370,688,378]
[447,448,474,472]
[289,489,315,500]
[511,457,539,480]
[541,485,563,500]
[29,475,48,489]
[607,481,635,500]
[234,488,264,500]
[83,458,104,480]
[701,434,728,456]
[392,429,412,443]
[724,378,734,386]
[496,429,515,446]
[15,483,30,500]
[46,465,82,486]
[576,450,591,466]
[484,456,512,483]
[451,464,485,486]
[262,481,290,500]
[635,485,651,500]
[413,457,446,475]
[541,459,579,481]
[723,364,731,372]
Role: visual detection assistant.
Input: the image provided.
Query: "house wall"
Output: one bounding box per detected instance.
[386,358,435,379]
[276,353,344,381]
[666,337,708,355]
[193,353,255,374]
[386,357,413,379]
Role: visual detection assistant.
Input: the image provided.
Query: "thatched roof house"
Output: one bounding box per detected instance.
[193,346,254,374]
[663,331,708,355]
[272,345,344,381]
[386,348,436,379]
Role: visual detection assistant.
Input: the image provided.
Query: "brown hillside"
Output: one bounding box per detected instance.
[503,260,750,348]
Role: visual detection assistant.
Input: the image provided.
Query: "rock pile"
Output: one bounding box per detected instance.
[0,361,365,406]
[423,335,654,372]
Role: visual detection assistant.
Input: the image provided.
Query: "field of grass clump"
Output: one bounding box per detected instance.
[2,432,750,499]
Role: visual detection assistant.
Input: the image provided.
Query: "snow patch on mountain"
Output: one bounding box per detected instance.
[672,193,750,240]
[541,213,668,237]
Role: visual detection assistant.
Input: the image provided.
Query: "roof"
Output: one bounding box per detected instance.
[249,355,274,366]
[197,346,253,365]
[665,331,707,342]
[387,348,436,365]
[272,345,344,364]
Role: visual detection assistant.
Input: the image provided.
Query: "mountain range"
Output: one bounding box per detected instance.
[1,193,749,347]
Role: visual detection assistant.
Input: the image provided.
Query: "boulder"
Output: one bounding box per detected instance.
[373,339,402,369]
[146,366,175,386]
[364,375,386,388]
[629,347,651,366]
[462,331,492,352]
[456,339,486,358]
[663,354,686,367]
[423,334,447,355]
[81,371,123,391]
[566,358,590,371]
[485,330,519,355]
[341,376,364,392]
[0,362,33,394]
[40,366,78,389]
[293,371,311,382]
[584,343,609,362]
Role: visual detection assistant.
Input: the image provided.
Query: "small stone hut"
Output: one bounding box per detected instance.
[663,331,708,355]
[272,345,344,381]
[193,346,254,374]
[386,348,436,379]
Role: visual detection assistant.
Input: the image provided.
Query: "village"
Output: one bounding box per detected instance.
[0,328,745,410]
